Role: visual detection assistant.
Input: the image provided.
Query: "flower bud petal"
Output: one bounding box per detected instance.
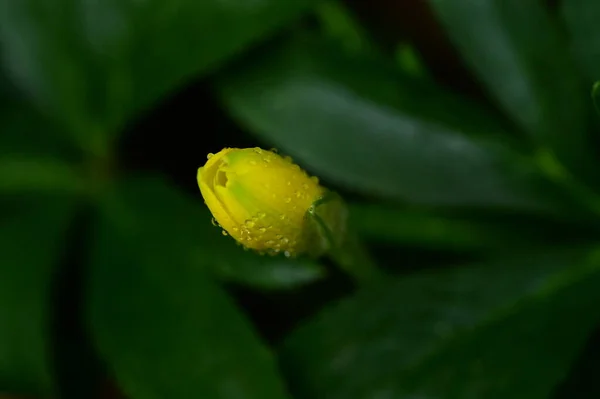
[197,148,325,256]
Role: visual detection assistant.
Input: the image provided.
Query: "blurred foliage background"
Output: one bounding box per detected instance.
[2,0,600,398]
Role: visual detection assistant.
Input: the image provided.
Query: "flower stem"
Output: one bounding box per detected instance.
[309,193,385,286]
[328,229,386,285]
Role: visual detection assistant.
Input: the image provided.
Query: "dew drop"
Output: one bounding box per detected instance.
[211,218,218,226]
[259,227,267,234]
[221,230,228,236]
[295,191,303,198]
[280,237,290,245]
[257,212,267,219]
[302,183,309,190]
[245,220,255,228]
[284,197,292,203]
[279,214,286,220]
[287,181,292,186]
[250,160,257,165]
[232,227,239,232]
[207,153,214,159]
[266,240,275,246]
[254,147,263,154]
[284,251,291,258]
[270,148,279,153]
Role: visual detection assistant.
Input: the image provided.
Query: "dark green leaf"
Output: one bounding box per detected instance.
[0,100,73,159]
[0,157,84,194]
[213,255,326,291]
[348,202,595,251]
[280,248,600,399]
[217,38,567,212]
[87,176,298,399]
[0,101,84,194]
[593,81,600,117]
[0,0,319,152]
[0,196,75,397]
[428,0,589,174]
[562,1,600,85]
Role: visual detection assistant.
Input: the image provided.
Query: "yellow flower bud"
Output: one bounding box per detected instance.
[197,147,326,257]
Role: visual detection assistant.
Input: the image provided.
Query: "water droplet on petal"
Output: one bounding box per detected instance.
[257,212,267,219]
[222,230,228,236]
[250,160,257,165]
[302,183,309,190]
[245,220,255,228]
[259,227,267,234]
[270,148,279,153]
[207,153,214,159]
[211,218,218,226]
[284,251,291,258]
[284,197,292,203]
[287,181,292,186]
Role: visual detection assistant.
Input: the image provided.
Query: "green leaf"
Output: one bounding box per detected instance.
[0,196,75,397]
[0,0,319,152]
[427,0,589,174]
[217,38,568,213]
[0,101,84,194]
[348,202,595,251]
[562,0,600,85]
[593,81,600,117]
[213,256,325,291]
[87,176,298,399]
[0,157,84,194]
[280,248,600,399]
[0,100,74,159]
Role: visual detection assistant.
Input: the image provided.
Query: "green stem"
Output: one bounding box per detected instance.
[327,229,386,285]
[309,193,385,286]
